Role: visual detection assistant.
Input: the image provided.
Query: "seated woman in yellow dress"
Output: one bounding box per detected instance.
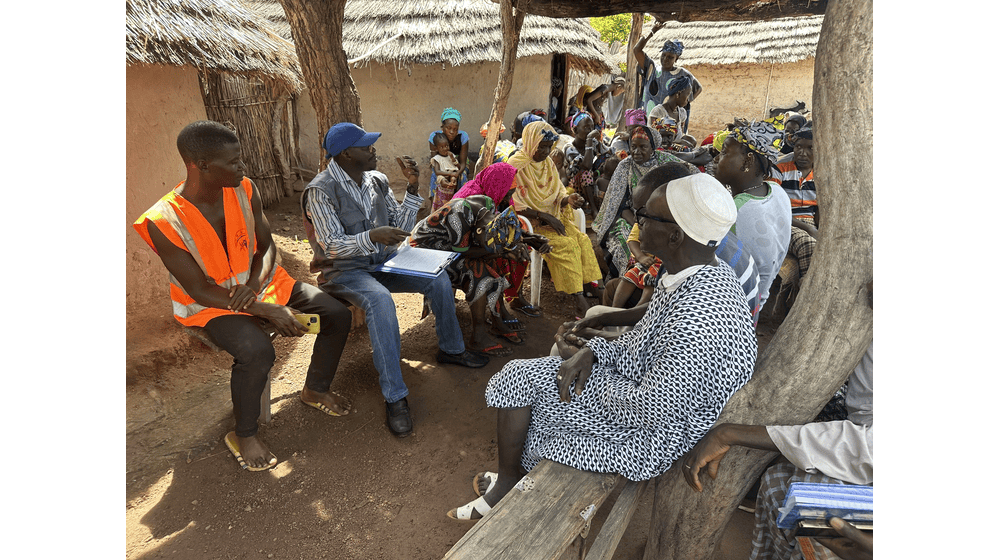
[508,120,603,317]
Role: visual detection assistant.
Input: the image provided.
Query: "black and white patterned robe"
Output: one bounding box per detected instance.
[485,263,757,481]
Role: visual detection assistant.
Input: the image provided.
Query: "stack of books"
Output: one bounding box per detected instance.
[777,482,873,536]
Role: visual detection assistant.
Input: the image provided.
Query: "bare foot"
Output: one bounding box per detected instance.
[237,434,277,470]
[300,387,351,416]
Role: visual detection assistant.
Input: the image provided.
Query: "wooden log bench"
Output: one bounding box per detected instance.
[443,459,649,560]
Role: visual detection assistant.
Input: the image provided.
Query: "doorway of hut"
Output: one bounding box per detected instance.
[549,54,566,130]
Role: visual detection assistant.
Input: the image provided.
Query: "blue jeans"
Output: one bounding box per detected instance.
[320,269,466,403]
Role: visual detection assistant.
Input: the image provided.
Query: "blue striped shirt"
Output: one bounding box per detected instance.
[303,159,423,259]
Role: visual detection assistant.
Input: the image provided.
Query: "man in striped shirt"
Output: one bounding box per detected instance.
[771,129,819,298]
[301,123,489,438]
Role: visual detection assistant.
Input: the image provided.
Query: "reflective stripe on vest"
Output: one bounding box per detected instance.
[152,180,256,322]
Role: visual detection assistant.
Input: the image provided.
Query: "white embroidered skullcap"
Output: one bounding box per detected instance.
[664,174,737,248]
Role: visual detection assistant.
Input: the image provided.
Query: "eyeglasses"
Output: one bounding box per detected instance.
[636,208,676,225]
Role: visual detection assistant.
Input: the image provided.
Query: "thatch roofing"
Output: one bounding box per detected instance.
[628,15,824,67]
[509,0,827,22]
[126,0,303,91]
[246,0,615,75]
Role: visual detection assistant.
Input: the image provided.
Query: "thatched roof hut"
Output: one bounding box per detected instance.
[126,0,303,89]
[247,0,615,75]
[127,0,305,338]
[247,0,616,188]
[634,15,823,66]
[618,15,823,141]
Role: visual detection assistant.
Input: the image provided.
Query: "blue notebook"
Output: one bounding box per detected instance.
[776,482,873,529]
[375,244,459,278]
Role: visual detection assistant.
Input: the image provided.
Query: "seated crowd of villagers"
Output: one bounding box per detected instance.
[132,27,871,560]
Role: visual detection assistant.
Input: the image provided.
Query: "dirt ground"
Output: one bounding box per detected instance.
[125,193,778,560]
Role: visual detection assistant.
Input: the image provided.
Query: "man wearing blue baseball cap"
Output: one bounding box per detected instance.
[301,122,489,438]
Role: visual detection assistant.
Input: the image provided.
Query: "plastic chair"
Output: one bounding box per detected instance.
[519,208,588,308]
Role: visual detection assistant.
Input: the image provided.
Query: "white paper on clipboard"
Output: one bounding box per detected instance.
[376,244,459,277]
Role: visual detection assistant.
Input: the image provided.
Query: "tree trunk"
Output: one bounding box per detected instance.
[278,0,362,171]
[474,0,526,177]
[643,0,873,558]
[616,13,644,130]
[271,92,293,197]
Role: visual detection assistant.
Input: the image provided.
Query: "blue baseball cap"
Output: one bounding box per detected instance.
[323,122,381,158]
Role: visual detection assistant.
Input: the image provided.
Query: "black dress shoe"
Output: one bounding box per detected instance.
[436,349,490,368]
[386,398,412,438]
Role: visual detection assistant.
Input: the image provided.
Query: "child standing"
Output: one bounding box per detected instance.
[430,132,461,211]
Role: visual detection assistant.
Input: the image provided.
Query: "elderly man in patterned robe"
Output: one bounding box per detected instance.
[447,173,758,520]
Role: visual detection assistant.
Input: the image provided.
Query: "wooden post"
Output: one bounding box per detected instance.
[617,13,644,130]
[643,0,873,557]
[474,0,527,177]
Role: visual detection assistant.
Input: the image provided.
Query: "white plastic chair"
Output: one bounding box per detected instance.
[520,208,588,308]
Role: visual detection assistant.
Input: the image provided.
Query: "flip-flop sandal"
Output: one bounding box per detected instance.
[300,392,350,417]
[501,318,527,332]
[473,472,498,497]
[490,330,524,345]
[511,305,542,318]
[447,495,492,521]
[224,431,277,472]
[473,343,512,357]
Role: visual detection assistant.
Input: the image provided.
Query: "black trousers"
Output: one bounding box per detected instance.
[203,282,352,437]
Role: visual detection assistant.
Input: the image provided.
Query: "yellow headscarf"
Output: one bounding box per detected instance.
[509,121,567,217]
[573,85,594,110]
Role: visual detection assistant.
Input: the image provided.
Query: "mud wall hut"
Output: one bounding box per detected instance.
[248,0,615,194]
[632,15,823,142]
[126,0,303,364]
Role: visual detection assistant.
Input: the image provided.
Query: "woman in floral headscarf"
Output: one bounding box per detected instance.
[411,188,547,356]
[592,125,692,278]
[509,121,603,317]
[714,120,792,308]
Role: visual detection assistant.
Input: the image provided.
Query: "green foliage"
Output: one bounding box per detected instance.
[589,14,651,46]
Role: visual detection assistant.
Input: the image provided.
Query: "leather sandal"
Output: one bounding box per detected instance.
[447,495,492,521]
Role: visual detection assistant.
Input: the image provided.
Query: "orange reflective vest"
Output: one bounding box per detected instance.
[133,177,295,327]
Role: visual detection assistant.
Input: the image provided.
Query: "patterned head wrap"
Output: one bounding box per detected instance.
[482,206,522,253]
[630,126,650,143]
[441,107,462,123]
[453,162,518,207]
[731,121,782,164]
[762,112,787,130]
[794,127,813,141]
[661,40,684,54]
[665,75,692,97]
[630,125,662,149]
[624,108,647,126]
[651,119,678,141]
[712,129,731,152]
[571,111,593,130]
[551,78,562,88]
[521,113,544,128]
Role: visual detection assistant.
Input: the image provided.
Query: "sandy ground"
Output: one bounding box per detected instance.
[125,193,776,559]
